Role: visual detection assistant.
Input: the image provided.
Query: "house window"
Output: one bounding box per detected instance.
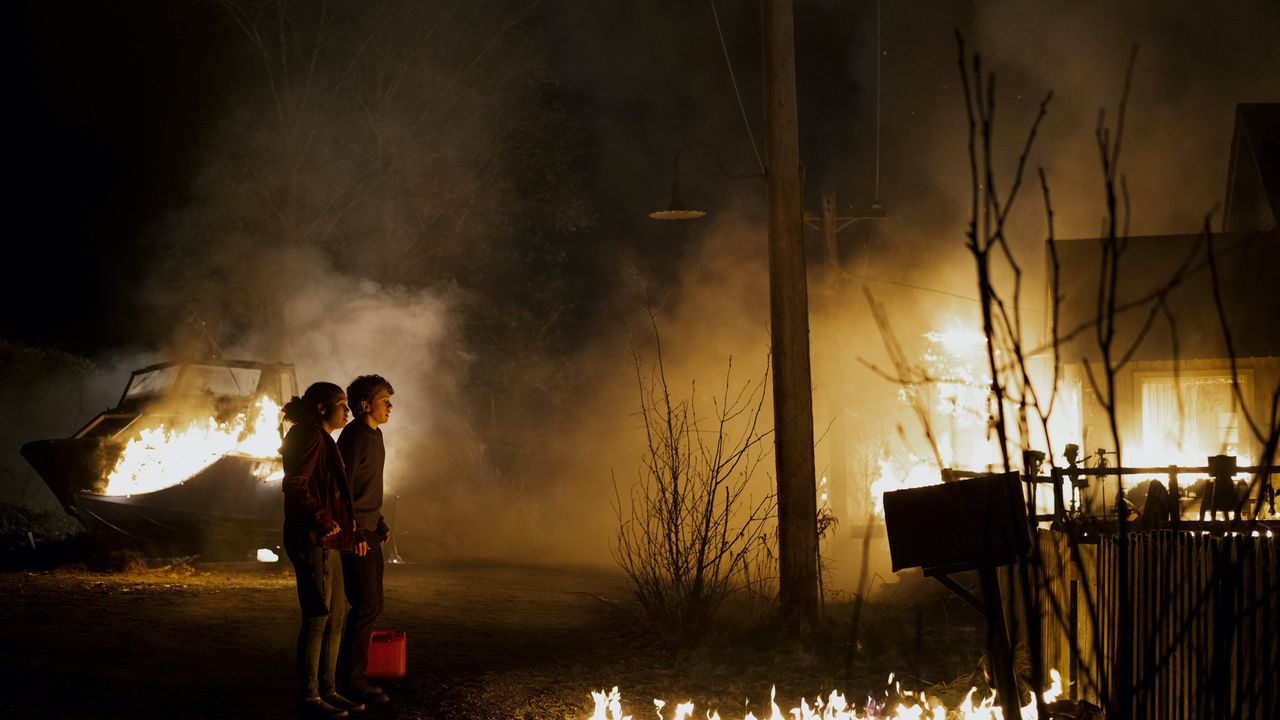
[1139,373,1249,462]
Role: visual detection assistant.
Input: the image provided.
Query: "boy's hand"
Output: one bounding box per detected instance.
[321,521,341,538]
[379,527,392,544]
[355,540,370,557]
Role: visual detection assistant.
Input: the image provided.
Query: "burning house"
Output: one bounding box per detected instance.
[1052,102,1279,519]
[873,104,1279,719]
[21,359,297,558]
[1019,103,1279,718]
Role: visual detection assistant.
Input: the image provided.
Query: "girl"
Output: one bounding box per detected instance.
[280,382,366,717]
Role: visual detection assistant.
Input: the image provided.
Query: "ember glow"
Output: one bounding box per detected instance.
[103,396,283,496]
[1127,372,1252,470]
[869,455,942,516]
[587,670,1062,720]
[867,321,1271,521]
[868,325,1083,517]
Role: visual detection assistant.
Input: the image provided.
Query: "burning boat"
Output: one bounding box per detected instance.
[21,359,297,558]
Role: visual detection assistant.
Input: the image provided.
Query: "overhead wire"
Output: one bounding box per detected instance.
[874,0,881,202]
[708,0,765,173]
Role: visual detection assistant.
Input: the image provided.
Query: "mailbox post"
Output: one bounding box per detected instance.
[882,472,1030,719]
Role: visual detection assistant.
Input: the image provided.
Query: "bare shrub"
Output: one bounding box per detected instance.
[612,313,774,640]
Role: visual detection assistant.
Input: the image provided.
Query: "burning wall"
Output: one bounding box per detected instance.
[1053,229,1280,473]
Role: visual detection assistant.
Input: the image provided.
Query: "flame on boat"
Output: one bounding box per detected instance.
[103,395,283,496]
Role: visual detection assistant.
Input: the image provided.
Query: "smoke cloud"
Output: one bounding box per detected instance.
[5,1,1276,576]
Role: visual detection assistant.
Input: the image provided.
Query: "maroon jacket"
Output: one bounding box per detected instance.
[281,420,358,551]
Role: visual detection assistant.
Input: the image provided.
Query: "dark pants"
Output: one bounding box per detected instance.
[339,529,384,691]
[286,534,348,700]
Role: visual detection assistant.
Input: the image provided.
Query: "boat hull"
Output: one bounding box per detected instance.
[72,455,284,558]
[20,438,115,514]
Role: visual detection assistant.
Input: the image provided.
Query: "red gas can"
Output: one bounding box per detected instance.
[366,630,407,679]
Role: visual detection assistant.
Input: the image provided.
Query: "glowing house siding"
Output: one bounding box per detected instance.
[1051,103,1279,468]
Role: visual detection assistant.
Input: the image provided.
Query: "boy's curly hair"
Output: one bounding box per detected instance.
[346,374,394,417]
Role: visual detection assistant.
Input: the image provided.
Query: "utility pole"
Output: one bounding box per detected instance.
[816,192,848,527]
[763,0,820,631]
[804,193,884,530]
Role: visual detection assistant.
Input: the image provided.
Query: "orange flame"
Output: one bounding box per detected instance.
[587,670,1062,720]
[103,396,283,496]
[867,324,1088,518]
[869,455,943,516]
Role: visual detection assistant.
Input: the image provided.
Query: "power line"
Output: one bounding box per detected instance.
[874,0,881,201]
[708,0,765,173]
[848,272,1046,314]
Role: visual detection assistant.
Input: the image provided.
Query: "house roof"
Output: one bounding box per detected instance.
[1051,230,1279,363]
[1051,103,1279,365]
[1223,103,1280,233]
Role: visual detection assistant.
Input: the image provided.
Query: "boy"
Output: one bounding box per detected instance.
[337,374,395,704]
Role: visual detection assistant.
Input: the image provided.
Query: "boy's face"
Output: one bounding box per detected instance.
[363,388,393,427]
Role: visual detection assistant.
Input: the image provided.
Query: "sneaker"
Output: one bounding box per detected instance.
[324,692,366,712]
[351,685,390,705]
[298,696,349,718]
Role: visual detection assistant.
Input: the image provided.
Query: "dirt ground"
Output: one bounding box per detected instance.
[1,558,987,720]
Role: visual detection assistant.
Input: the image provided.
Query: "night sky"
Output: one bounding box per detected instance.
[12,2,219,351]
[9,1,1278,354]
[5,1,1278,557]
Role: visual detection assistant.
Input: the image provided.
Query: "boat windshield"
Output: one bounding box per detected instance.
[176,365,263,398]
[124,364,263,401]
[124,366,180,400]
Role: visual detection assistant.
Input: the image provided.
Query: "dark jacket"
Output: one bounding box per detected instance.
[281,420,357,551]
[336,419,390,535]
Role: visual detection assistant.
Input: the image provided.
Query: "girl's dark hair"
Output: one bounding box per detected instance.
[282,382,344,424]
[346,374,394,417]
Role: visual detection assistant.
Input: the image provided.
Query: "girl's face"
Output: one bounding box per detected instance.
[320,392,350,433]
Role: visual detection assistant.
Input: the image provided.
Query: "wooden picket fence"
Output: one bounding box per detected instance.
[1028,528,1278,719]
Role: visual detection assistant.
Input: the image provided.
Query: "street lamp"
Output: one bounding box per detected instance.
[648,141,762,220]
